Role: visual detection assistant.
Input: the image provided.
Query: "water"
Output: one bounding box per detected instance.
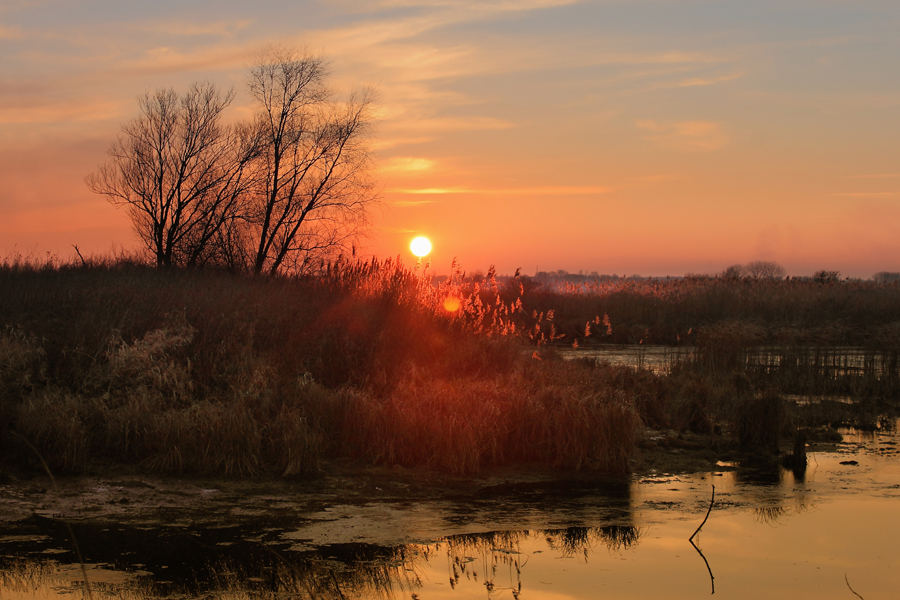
[559,344,687,373]
[562,344,899,381]
[1,425,898,599]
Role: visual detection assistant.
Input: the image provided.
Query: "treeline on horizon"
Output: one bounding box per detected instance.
[1,253,898,479]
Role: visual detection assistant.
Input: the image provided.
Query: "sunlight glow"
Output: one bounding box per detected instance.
[410,236,432,257]
[443,296,461,312]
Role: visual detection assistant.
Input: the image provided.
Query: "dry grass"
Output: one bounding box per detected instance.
[3,255,897,476]
[0,256,642,476]
[337,362,639,475]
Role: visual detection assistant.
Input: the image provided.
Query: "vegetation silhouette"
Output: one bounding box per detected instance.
[86,47,376,275]
[1,253,898,478]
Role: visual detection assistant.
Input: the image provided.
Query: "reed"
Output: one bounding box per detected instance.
[3,254,897,477]
[0,256,641,476]
[525,273,900,349]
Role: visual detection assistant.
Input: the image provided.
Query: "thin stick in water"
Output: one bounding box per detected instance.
[845,573,864,600]
[690,537,715,594]
[690,485,715,542]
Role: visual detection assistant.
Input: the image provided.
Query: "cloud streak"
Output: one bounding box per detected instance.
[391,185,611,195]
[379,157,438,173]
[636,119,727,151]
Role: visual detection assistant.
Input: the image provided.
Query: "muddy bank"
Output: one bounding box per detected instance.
[0,426,850,541]
[3,430,897,600]
[0,459,636,547]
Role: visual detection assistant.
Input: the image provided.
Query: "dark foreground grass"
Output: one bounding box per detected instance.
[1,257,896,478]
[0,257,641,476]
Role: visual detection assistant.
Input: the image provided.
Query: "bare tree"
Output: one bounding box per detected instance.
[87,83,257,268]
[244,47,377,275]
[721,264,746,280]
[744,260,786,280]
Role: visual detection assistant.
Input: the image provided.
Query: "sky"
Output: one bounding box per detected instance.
[2,0,899,278]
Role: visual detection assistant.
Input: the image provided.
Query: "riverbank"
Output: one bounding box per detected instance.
[3,422,896,600]
[0,422,854,529]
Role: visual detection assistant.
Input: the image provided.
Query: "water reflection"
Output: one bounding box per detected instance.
[0,521,644,600]
[3,425,899,600]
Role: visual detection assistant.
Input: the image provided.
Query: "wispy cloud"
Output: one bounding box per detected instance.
[393,187,469,194]
[675,72,743,87]
[140,20,253,38]
[636,119,727,151]
[379,157,438,173]
[391,199,439,206]
[371,136,435,151]
[386,115,515,133]
[308,0,578,55]
[391,185,611,195]
[0,98,124,125]
[0,22,23,39]
[331,0,580,19]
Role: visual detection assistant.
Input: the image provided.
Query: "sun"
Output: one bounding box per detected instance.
[443,296,461,312]
[410,236,432,257]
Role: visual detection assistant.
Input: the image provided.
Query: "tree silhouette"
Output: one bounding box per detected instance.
[87,50,376,275]
[243,47,377,275]
[86,83,257,268]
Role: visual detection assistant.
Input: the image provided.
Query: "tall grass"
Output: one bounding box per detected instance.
[0,256,635,476]
[3,255,896,476]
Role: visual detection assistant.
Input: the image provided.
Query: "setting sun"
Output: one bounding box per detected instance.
[410,236,432,258]
[442,296,461,312]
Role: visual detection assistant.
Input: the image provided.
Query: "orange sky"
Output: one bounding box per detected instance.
[2,0,899,277]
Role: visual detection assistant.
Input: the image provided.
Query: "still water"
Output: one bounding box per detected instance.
[1,425,898,600]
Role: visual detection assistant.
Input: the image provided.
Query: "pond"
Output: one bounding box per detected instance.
[1,423,898,600]
[558,344,688,373]
[559,344,899,378]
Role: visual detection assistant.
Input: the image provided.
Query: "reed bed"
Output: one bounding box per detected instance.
[2,255,898,477]
[0,256,635,476]
[530,274,900,348]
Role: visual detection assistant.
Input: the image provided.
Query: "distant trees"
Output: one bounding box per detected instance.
[87,48,376,274]
[719,261,786,280]
[813,270,841,284]
[721,264,745,280]
[744,261,786,280]
[872,271,900,283]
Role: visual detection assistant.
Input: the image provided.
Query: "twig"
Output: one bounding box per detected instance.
[845,573,864,600]
[690,485,715,542]
[72,244,87,266]
[690,537,715,594]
